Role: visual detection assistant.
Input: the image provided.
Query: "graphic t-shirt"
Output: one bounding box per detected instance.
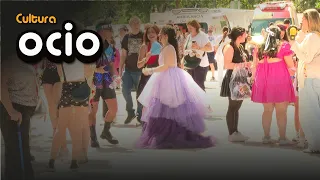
[121,32,144,72]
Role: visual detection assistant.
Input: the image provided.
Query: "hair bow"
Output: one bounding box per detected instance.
[264,28,274,51]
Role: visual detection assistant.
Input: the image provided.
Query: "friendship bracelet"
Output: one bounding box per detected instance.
[289,67,296,71]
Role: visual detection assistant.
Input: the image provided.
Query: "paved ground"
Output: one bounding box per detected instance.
[2,72,320,179]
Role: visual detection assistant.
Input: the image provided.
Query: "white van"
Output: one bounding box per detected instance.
[150,8,231,36]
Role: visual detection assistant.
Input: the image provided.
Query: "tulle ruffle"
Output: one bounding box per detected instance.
[137,117,215,149]
[141,98,206,133]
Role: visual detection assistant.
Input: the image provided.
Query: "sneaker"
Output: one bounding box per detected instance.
[278,138,294,146]
[292,132,300,142]
[228,132,249,142]
[124,112,136,124]
[136,113,142,124]
[302,148,320,154]
[262,136,276,144]
[296,138,307,148]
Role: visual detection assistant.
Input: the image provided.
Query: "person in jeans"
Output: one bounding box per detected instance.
[291,9,320,153]
[119,16,144,124]
[1,55,40,180]
[184,19,212,90]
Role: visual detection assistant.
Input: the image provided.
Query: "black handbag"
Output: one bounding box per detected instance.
[183,36,202,69]
[61,64,91,102]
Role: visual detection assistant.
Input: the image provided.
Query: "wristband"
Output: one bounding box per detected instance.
[289,67,296,71]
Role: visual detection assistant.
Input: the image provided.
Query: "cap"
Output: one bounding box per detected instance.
[96,20,113,31]
[277,24,287,31]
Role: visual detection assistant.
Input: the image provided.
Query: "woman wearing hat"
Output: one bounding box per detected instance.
[88,21,120,148]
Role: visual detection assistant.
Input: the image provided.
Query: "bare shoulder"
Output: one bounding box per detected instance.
[224,44,234,53]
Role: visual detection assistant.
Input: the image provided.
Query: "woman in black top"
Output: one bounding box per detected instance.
[220,27,251,142]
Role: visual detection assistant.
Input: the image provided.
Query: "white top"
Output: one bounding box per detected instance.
[214,35,231,62]
[291,31,320,89]
[207,34,216,53]
[185,31,210,67]
[114,36,122,51]
[62,60,85,82]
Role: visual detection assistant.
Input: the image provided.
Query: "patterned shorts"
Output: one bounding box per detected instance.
[58,81,89,108]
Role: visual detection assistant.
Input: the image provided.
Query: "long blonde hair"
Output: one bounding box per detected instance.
[303,9,320,33]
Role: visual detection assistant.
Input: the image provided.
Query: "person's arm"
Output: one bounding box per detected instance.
[284,55,295,76]
[193,33,212,52]
[1,67,15,115]
[119,35,128,77]
[137,44,148,68]
[84,63,95,79]
[291,33,319,64]
[200,42,212,52]
[223,44,236,69]
[144,46,175,74]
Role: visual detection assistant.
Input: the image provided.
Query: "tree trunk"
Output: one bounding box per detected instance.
[176,0,180,8]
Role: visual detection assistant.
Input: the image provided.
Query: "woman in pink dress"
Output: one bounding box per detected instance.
[251,25,296,145]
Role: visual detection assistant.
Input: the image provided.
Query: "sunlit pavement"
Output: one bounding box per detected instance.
[2,72,320,179]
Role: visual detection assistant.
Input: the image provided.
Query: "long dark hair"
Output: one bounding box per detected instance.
[161,25,180,66]
[277,24,289,42]
[258,25,281,59]
[228,27,246,52]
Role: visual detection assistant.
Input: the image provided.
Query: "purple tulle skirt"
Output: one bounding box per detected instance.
[137,67,215,149]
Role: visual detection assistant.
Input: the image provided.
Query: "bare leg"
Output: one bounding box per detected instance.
[262,103,275,137]
[275,102,289,140]
[209,63,215,80]
[50,108,68,160]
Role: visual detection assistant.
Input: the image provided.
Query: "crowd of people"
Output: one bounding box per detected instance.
[1,8,320,180]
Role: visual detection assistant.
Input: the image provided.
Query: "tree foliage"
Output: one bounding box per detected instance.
[80,0,319,25]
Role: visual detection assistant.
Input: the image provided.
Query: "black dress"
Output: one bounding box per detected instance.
[220,43,245,97]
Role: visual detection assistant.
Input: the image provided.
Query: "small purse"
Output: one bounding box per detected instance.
[61,64,91,102]
[183,36,202,69]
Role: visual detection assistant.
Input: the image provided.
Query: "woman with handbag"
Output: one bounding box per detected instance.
[136,24,161,123]
[251,25,296,145]
[88,21,119,147]
[184,20,212,90]
[290,9,320,153]
[47,23,93,171]
[220,27,251,142]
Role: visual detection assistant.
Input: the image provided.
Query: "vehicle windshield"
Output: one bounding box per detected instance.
[250,18,288,36]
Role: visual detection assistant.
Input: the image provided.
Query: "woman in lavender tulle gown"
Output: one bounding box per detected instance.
[136,25,215,149]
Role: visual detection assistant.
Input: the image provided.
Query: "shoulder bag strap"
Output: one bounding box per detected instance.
[61,64,67,82]
[184,35,191,50]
